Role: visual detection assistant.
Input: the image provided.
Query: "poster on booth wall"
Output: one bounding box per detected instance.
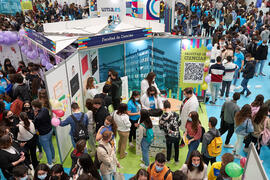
[146,0,160,20]
[0,0,21,15]
[66,53,84,112]
[44,63,72,163]
[179,38,211,89]
[126,0,144,19]
[0,44,22,70]
[89,0,98,17]
[20,0,33,11]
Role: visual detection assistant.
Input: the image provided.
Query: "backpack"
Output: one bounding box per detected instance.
[71,113,88,142]
[260,118,270,146]
[94,144,108,169]
[141,124,154,143]
[207,131,223,157]
[149,163,171,180]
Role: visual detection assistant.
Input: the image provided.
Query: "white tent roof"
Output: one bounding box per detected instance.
[46,36,79,53]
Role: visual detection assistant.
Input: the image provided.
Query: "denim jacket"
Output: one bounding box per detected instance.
[235,118,254,136]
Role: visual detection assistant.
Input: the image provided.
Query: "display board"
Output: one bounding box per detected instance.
[66,52,84,112]
[244,143,268,180]
[0,43,22,70]
[89,49,99,83]
[126,0,144,19]
[146,0,160,20]
[153,38,180,98]
[20,0,33,11]
[98,44,125,83]
[0,0,21,15]
[44,62,72,163]
[97,0,125,18]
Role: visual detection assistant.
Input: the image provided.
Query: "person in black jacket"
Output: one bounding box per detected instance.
[94,84,112,110]
[92,98,109,133]
[240,53,255,97]
[110,71,122,110]
[255,40,268,76]
[32,99,55,167]
[13,74,31,102]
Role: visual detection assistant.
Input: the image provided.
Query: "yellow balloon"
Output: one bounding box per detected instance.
[202,83,208,90]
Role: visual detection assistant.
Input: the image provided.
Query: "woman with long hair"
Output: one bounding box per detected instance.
[38,89,50,109]
[85,99,95,154]
[127,91,141,147]
[141,72,160,96]
[250,94,264,117]
[2,110,19,139]
[184,111,202,162]
[31,77,41,100]
[140,86,163,110]
[17,112,39,169]
[74,153,101,180]
[34,163,51,180]
[113,103,131,159]
[234,104,253,159]
[180,150,207,179]
[138,109,153,169]
[129,168,148,180]
[70,140,87,176]
[85,77,98,100]
[245,104,270,154]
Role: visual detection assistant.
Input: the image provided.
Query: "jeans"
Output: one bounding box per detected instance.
[220,81,232,97]
[141,137,151,166]
[71,135,76,148]
[166,136,180,162]
[39,129,55,165]
[233,68,240,86]
[255,60,266,74]
[234,134,245,155]
[186,135,200,162]
[129,119,139,142]
[102,173,113,180]
[241,78,250,94]
[219,120,234,145]
[210,82,222,102]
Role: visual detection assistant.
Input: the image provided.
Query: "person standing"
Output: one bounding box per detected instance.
[147,153,173,180]
[60,102,89,147]
[209,56,225,104]
[93,98,110,133]
[141,72,160,97]
[113,103,131,159]
[110,71,122,111]
[85,77,98,100]
[234,104,254,159]
[159,100,181,164]
[240,53,255,97]
[219,92,240,148]
[201,117,220,165]
[255,40,268,76]
[32,99,55,167]
[220,56,238,100]
[127,91,141,147]
[232,47,245,90]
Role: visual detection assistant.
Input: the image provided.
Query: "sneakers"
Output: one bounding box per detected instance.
[255,73,258,77]
[129,142,135,148]
[38,152,43,160]
[259,73,266,76]
[140,163,148,169]
[224,144,234,148]
[234,154,242,159]
[209,101,216,104]
[240,91,244,95]
[246,91,251,97]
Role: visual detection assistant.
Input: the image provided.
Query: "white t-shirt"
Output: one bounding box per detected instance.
[86,88,98,100]
[113,112,131,132]
[17,121,36,142]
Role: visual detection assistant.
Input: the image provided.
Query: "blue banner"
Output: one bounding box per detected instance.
[78,28,152,49]
[25,28,56,53]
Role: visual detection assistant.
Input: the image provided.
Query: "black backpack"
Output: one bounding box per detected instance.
[71,113,88,142]
[94,144,108,169]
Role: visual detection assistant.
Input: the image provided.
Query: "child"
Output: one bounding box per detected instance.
[201,117,221,165]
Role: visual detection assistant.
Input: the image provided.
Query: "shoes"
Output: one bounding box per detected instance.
[224,144,234,148]
[129,142,134,148]
[209,101,216,104]
[52,158,56,164]
[260,73,266,76]
[240,91,244,95]
[243,147,249,153]
[255,74,258,77]
[246,91,251,97]
[235,86,242,90]
[140,163,148,169]
[234,154,242,159]
[38,152,43,160]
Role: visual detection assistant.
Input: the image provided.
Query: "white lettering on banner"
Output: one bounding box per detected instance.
[100,7,120,12]
[101,33,134,42]
[121,34,134,39]
[102,36,116,42]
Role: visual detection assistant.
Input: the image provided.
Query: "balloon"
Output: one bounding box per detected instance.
[18,40,24,46]
[203,67,209,72]
[240,157,247,168]
[19,29,25,36]
[52,109,65,118]
[205,74,211,83]
[51,117,60,127]
[46,63,53,70]
[202,83,208,90]
[207,44,213,51]
[225,162,244,178]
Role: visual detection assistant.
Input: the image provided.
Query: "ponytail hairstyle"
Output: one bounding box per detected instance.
[19,112,30,131]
